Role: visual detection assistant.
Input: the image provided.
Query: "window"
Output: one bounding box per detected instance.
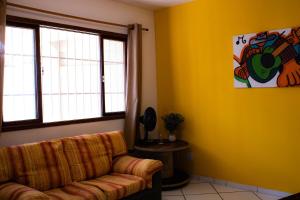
[103,39,126,113]
[40,27,101,122]
[3,25,39,123]
[3,16,126,130]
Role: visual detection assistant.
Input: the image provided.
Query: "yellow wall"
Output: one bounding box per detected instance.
[155,0,300,193]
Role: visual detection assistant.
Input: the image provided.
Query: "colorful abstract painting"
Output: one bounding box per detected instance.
[233,27,300,88]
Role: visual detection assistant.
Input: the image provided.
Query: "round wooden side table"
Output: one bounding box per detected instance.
[134,140,190,190]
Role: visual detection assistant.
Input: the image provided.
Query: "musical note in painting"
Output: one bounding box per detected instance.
[236,35,246,45]
[279,31,286,36]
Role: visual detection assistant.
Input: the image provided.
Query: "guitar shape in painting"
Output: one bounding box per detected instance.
[247,44,285,83]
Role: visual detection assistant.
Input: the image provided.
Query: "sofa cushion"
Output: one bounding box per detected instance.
[45,182,106,200]
[101,131,127,157]
[112,155,163,188]
[81,173,146,200]
[0,140,72,191]
[0,182,50,200]
[62,133,112,181]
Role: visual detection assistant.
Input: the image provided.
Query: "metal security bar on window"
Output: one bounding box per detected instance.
[40,27,101,122]
[3,26,37,122]
[103,39,125,113]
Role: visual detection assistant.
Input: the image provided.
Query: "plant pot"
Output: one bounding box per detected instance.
[168,132,176,142]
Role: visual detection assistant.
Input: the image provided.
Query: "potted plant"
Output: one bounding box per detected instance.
[161,113,184,142]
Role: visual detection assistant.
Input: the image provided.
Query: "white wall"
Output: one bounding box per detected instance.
[0,0,157,146]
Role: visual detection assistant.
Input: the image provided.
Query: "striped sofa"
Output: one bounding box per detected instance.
[0,131,163,200]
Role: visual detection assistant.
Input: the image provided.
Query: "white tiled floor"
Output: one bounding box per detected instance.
[162,182,281,200]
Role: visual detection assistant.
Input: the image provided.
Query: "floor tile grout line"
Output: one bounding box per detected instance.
[162,188,184,196]
[180,188,187,200]
[218,190,264,200]
[218,193,224,200]
[183,193,222,196]
[209,182,265,194]
[197,178,290,197]
[253,191,264,200]
[218,191,258,194]
[210,183,224,200]
[180,188,184,196]
[163,182,278,200]
[209,182,219,193]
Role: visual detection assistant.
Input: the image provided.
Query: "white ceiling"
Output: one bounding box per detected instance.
[114,0,193,10]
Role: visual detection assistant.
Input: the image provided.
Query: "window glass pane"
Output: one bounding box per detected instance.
[41,27,101,122]
[103,39,125,113]
[3,26,37,122]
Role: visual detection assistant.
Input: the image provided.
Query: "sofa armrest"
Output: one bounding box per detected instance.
[0,182,50,200]
[112,155,163,188]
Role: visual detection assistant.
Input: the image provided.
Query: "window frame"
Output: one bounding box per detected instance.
[101,35,127,116]
[2,16,127,132]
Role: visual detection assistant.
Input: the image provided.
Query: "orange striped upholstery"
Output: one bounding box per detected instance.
[0,141,72,191]
[0,182,50,200]
[62,134,112,181]
[45,182,106,200]
[0,147,14,183]
[101,131,127,157]
[112,155,163,188]
[81,173,146,200]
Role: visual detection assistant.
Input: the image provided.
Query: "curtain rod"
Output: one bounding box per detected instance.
[7,2,149,31]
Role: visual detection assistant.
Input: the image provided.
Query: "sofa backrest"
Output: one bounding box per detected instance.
[0,140,72,191]
[61,130,127,182]
[62,133,112,181]
[0,147,13,183]
[101,131,128,157]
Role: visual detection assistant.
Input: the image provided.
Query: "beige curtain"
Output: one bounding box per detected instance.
[124,24,142,149]
[0,0,6,132]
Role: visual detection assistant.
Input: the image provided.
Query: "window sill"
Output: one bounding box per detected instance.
[2,113,125,132]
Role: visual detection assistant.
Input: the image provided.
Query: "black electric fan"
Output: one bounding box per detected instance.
[139,107,157,142]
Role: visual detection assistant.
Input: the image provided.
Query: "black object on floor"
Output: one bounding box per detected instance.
[279,193,300,200]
